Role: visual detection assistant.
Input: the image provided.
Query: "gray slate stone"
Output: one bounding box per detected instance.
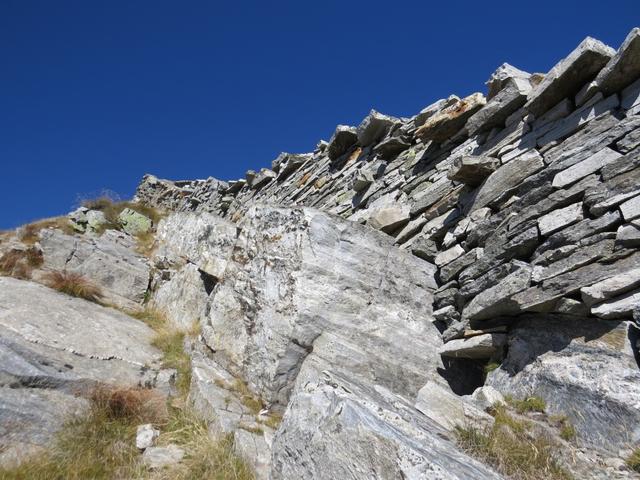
[447,156,500,187]
[470,149,544,211]
[552,147,622,188]
[438,333,507,359]
[596,28,640,96]
[327,125,358,160]
[118,208,153,236]
[357,110,396,146]
[466,77,532,135]
[142,444,185,469]
[524,37,615,117]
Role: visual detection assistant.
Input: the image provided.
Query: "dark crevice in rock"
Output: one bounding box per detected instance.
[198,269,217,296]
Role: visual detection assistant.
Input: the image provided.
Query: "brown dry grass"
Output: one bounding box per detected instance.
[20,217,75,244]
[0,247,44,279]
[82,196,163,226]
[43,270,103,303]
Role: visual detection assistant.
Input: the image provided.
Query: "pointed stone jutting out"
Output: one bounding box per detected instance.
[524,37,615,117]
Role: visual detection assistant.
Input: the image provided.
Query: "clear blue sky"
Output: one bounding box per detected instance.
[1,1,638,229]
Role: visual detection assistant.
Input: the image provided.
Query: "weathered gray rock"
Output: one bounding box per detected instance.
[462,266,532,321]
[250,168,277,190]
[39,228,151,309]
[367,203,411,233]
[273,153,310,179]
[591,289,640,319]
[552,147,622,188]
[327,125,358,160]
[136,424,159,450]
[415,381,494,431]
[487,316,640,454]
[434,244,465,267]
[0,388,89,466]
[485,63,534,100]
[616,222,640,247]
[466,77,532,135]
[438,333,507,359]
[538,202,584,236]
[470,150,544,211]
[151,263,210,329]
[620,194,640,221]
[447,156,499,186]
[524,37,615,117]
[118,208,152,236]
[270,370,502,480]
[357,110,396,146]
[153,211,236,280]
[596,28,640,96]
[374,136,411,160]
[142,444,185,469]
[414,96,458,127]
[581,267,640,307]
[470,386,505,411]
[68,207,108,233]
[202,205,439,409]
[511,251,640,314]
[234,428,273,480]
[0,277,162,465]
[416,93,486,143]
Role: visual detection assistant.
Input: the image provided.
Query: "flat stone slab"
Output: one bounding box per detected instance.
[438,333,507,359]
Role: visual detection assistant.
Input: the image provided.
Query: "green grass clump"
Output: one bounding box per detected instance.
[455,405,571,480]
[559,423,576,441]
[129,308,198,397]
[508,395,546,414]
[626,449,640,473]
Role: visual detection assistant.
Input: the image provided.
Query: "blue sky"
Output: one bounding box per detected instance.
[1,1,638,229]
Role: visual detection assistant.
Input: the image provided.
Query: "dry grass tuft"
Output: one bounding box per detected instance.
[20,217,75,244]
[43,270,103,303]
[91,386,168,424]
[0,247,44,279]
[456,405,571,480]
[153,409,255,480]
[82,196,163,227]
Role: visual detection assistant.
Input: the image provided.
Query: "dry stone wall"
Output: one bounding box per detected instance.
[138,28,640,474]
[137,27,640,340]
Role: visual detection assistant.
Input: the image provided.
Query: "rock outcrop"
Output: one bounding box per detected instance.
[132,26,640,479]
[0,277,163,465]
[3,25,640,480]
